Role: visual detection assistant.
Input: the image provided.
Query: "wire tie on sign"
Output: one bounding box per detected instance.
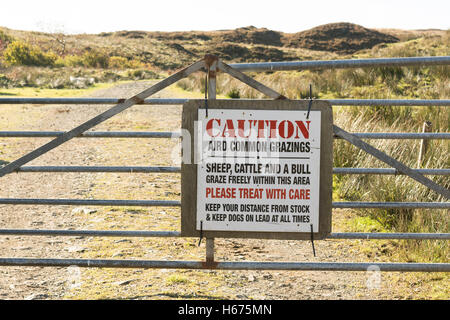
[306,84,313,120]
[310,224,316,257]
[198,220,203,246]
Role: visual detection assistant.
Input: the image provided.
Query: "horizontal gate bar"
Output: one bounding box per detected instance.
[0,199,181,206]
[0,98,188,105]
[0,199,447,208]
[229,56,450,72]
[0,131,179,138]
[333,202,450,209]
[327,233,450,240]
[0,229,180,237]
[333,168,450,175]
[0,229,447,240]
[16,166,181,173]
[0,98,449,106]
[0,258,448,272]
[7,166,449,176]
[334,132,450,139]
[329,99,450,106]
[0,131,447,140]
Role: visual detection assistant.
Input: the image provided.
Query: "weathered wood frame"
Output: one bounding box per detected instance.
[181,99,334,240]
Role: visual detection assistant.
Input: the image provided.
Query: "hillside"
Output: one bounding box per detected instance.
[284,23,399,54]
[0,22,446,90]
[103,22,401,62]
[0,22,418,71]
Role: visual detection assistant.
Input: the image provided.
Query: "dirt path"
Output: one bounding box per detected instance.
[0,81,437,300]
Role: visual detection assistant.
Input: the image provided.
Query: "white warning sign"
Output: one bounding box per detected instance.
[196,109,321,233]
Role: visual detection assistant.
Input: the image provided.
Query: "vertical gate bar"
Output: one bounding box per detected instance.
[208,61,217,99]
[205,58,215,266]
[206,238,215,265]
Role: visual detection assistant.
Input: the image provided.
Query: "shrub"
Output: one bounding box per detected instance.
[101,71,122,82]
[0,73,11,87]
[63,54,85,67]
[81,49,109,68]
[3,40,56,67]
[127,59,145,69]
[109,56,129,69]
[126,69,160,80]
[0,30,13,43]
[226,88,241,99]
[62,50,110,68]
[0,30,14,51]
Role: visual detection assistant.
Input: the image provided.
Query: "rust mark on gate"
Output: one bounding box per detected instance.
[204,54,218,68]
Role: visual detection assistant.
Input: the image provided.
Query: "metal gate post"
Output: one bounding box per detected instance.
[207,57,217,99]
[206,238,215,266]
[205,56,217,262]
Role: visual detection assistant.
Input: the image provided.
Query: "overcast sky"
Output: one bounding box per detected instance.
[2,0,449,34]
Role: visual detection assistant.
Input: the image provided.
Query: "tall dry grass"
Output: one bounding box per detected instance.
[334,109,449,262]
[177,64,449,101]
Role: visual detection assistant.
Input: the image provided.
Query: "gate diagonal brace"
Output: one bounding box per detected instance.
[217,60,287,100]
[333,125,450,200]
[0,59,206,178]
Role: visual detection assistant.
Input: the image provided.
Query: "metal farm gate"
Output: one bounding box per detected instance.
[0,55,449,272]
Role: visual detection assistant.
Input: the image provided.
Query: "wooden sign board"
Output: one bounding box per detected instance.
[181,100,333,240]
